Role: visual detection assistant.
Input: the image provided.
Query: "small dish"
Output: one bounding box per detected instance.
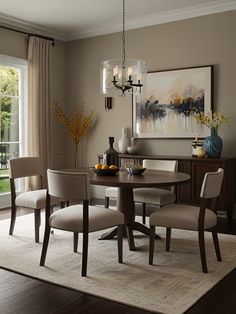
[91,167,119,176]
[126,167,146,175]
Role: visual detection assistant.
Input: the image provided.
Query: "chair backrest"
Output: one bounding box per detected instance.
[47,169,90,201]
[9,157,42,179]
[143,159,178,172]
[200,168,224,199]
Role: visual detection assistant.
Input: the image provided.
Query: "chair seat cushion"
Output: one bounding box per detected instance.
[149,204,217,231]
[133,188,175,206]
[15,190,59,209]
[105,187,175,207]
[105,187,118,198]
[49,205,124,232]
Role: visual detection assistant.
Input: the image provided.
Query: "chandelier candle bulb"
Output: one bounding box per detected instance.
[113,67,119,76]
[128,67,133,76]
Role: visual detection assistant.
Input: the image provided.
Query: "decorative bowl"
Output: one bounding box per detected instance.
[91,167,119,176]
[126,167,146,175]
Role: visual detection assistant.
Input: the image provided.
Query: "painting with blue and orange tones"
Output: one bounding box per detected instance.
[133,66,212,138]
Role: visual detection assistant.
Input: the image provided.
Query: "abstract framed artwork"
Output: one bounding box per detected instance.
[132,66,213,138]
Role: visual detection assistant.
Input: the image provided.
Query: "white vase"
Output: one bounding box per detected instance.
[127,137,139,155]
[117,127,130,154]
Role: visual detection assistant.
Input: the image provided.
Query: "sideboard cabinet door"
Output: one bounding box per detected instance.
[177,161,192,203]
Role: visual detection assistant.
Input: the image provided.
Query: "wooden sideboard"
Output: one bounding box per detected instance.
[98,154,236,222]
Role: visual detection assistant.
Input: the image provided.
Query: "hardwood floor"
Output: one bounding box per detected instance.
[0,206,236,314]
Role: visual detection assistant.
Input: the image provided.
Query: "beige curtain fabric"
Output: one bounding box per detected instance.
[28,37,52,188]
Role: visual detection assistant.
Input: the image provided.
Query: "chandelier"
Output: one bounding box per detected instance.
[101,0,147,96]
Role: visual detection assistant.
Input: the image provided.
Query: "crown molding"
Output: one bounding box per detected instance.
[69,1,236,40]
[0,1,236,42]
[0,13,67,41]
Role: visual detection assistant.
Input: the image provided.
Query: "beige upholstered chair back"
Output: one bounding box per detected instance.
[143,159,178,172]
[9,157,42,179]
[200,168,224,199]
[47,169,90,201]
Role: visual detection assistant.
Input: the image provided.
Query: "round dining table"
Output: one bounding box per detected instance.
[87,168,191,251]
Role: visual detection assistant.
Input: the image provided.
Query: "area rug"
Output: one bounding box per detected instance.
[0,213,236,314]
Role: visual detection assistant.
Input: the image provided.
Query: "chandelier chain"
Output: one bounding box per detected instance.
[122,0,126,72]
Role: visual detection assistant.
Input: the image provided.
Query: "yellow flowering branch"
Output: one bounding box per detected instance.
[54,101,94,167]
[195,111,231,130]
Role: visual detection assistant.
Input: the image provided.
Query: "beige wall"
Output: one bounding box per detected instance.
[0,10,236,200]
[66,10,236,171]
[0,28,67,169]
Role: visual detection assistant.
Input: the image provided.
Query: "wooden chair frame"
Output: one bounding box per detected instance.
[40,192,123,277]
[149,196,222,273]
[9,174,43,243]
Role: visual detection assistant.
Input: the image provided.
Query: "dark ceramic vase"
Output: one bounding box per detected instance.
[203,128,223,158]
[103,137,119,166]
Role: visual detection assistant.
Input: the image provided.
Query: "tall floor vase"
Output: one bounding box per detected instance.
[203,128,223,158]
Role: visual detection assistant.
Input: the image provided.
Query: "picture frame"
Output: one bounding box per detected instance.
[132,65,213,138]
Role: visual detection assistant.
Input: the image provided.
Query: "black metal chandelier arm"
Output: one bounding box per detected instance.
[112,82,132,91]
[129,82,143,87]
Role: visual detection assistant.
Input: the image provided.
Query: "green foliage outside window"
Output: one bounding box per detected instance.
[0,66,19,143]
[0,65,19,194]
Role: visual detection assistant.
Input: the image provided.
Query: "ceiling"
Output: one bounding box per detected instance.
[0,0,236,41]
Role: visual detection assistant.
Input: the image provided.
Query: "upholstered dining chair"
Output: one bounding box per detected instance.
[149,168,224,273]
[40,169,124,277]
[105,159,178,224]
[9,156,59,243]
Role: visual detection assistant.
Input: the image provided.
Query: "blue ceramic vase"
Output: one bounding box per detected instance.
[203,128,223,158]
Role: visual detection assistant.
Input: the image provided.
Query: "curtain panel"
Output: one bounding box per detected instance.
[28,37,52,187]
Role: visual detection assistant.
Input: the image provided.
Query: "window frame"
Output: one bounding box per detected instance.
[0,54,28,207]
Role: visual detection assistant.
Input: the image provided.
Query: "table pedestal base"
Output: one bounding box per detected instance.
[99,187,160,250]
[99,223,160,251]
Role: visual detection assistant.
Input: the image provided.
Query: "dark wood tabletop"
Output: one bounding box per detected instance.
[89,169,190,188]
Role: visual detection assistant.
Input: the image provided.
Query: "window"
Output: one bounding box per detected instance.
[0,54,27,200]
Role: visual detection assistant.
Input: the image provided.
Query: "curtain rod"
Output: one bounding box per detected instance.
[0,25,55,46]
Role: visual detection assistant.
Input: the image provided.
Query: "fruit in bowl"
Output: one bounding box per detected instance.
[125,164,146,175]
[101,164,109,170]
[95,163,102,170]
[109,164,118,169]
[91,164,119,176]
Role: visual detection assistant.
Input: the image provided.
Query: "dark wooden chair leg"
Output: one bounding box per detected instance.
[73,232,79,253]
[34,209,41,243]
[117,225,123,263]
[125,225,136,251]
[40,225,51,266]
[198,230,208,273]
[9,206,16,235]
[49,207,54,235]
[142,203,146,224]
[82,231,89,277]
[149,225,156,265]
[105,196,109,209]
[212,231,222,262]
[226,206,232,225]
[166,227,171,252]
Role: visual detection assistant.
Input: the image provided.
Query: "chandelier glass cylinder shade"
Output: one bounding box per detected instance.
[101,58,147,96]
[100,0,147,96]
